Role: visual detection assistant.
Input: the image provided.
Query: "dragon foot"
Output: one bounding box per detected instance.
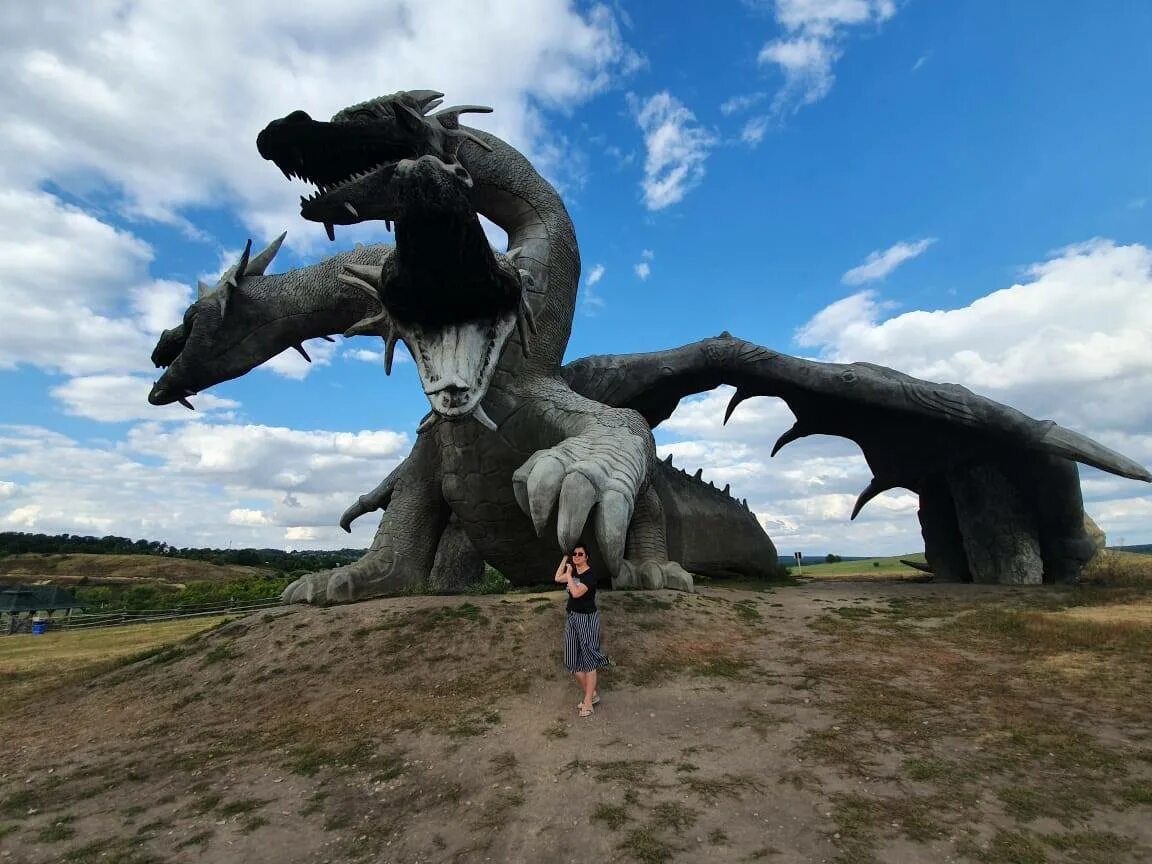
[281,558,427,606]
[614,559,695,592]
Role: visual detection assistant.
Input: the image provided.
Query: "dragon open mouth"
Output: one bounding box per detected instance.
[256,91,490,241]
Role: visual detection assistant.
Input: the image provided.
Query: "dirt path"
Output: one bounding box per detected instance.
[0,580,1149,863]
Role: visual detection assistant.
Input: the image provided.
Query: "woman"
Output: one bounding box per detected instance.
[554,543,609,717]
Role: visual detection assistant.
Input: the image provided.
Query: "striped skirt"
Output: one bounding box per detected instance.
[564,610,609,673]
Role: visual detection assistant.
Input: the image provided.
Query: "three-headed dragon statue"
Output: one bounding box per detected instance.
[147,90,1151,603]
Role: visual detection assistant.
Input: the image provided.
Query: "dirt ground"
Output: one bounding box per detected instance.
[1,578,1150,864]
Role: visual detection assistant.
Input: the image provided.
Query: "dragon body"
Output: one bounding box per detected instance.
[149,90,1149,601]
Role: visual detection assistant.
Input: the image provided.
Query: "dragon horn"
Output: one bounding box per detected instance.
[445,127,494,152]
[434,105,494,122]
[406,90,445,113]
[245,232,287,276]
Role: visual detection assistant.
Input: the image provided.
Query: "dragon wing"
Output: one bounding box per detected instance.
[561,333,1149,584]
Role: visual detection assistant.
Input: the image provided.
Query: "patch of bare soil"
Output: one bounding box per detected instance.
[1,580,1150,864]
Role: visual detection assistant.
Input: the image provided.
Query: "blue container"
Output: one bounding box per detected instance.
[31,620,46,635]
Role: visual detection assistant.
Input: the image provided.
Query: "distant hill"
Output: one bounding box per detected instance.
[0,553,278,586]
[1111,544,1152,556]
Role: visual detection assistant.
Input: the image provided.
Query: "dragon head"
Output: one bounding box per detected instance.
[256,90,536,427]
[256,90,493,241]
[148,235,297,408]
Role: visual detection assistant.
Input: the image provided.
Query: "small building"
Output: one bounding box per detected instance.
[0,586,86,632]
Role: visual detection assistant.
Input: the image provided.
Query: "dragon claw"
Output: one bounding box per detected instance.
[512,433,646,570]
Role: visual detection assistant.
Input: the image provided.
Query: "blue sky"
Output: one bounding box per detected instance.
[0,0,1149,555]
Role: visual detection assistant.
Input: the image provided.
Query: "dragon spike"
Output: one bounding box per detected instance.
[506,246,523,261]
[197,280,212,299]
[292,343,311,363]
[245,232,287,276]
[664,453,673,464]
[516,306,533,359]
[708,480,715,488]
[723,484,730,495]
[473,404,499,433]
[442,124,494,152]
[742,498,748,510]
[218,281,234,320]
[406,90,446,113]
[227,239,253,288]
[521,294,538,335]
[850,477,889,521]
[694,468,703,480]
[771,423,806,458]
[723,388,753,425]
[319,335,336,343]
[177,396,195,411]
[338,264,384,300]
[384,331,399,375]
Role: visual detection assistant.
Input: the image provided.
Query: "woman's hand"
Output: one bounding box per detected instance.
[554,555,573,583]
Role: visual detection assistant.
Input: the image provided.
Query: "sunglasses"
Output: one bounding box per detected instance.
[571,551,586,557]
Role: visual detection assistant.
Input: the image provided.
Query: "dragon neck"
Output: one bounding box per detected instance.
[461,128,579,375]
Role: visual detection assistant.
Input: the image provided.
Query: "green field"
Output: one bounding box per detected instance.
[796,554,928,579]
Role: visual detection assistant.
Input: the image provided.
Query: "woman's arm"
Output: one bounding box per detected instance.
[568,580,588,598]
[554,556,573,583]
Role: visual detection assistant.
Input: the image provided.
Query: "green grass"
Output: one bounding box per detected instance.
[799,554,927,579]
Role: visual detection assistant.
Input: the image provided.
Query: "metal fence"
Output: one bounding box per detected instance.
[55,598,283,630]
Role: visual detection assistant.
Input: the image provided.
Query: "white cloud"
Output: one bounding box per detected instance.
[0,1,639,250]
[50,375,240,423]
[229,509,272,526]
[580,263,607,315]
[740,116,769,146]
[630,92,717,210]
[756,0,897,116]
[657,239,1152,555]
[633,249,653,280]
[3,505,41,529]
[720,92,767,115]
[0,190,159,375]
[841,237,937,285]
[0,423,409,549]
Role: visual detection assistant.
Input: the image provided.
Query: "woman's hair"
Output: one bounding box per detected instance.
[570,542,588,557]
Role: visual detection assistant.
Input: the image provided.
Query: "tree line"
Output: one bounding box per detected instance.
[0,531,364,573]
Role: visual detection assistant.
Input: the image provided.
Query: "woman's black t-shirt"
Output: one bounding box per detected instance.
[566,568,598,613]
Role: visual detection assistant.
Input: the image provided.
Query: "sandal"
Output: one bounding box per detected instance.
[576,693,601,710]
[578,704,594,718]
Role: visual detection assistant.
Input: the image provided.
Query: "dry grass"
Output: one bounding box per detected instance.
[0,617,231,678]
[0,616,233,718]
[2,580,1151,863]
